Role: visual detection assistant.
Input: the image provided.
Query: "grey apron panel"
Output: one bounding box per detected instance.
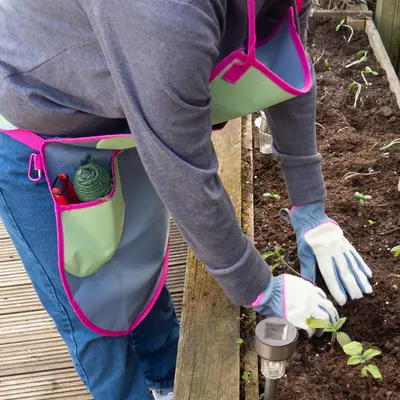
[44,144,169,332]
[44,142,113,184]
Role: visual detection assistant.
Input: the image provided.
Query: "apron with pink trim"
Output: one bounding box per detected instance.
[0,125,170,336]
[0,0,309,336]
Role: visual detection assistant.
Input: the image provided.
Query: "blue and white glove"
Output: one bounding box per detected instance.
[289,200,373,306]
[251,274,338,336]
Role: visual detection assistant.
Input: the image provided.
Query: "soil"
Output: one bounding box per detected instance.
[253,18,400,399]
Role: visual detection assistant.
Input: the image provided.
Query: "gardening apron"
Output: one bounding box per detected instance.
[0,122,170,336]
[0,0,310,336]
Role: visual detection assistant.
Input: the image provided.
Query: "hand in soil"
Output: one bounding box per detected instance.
[290,200,373,305]
[251,274,338,336]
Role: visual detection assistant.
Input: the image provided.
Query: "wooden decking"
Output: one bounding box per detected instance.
[0,220,187,399]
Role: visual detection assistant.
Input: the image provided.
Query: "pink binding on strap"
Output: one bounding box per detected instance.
[222,0,256,84]
[2,128,45,152]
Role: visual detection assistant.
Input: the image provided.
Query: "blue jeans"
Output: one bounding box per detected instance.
[0,132,179,399]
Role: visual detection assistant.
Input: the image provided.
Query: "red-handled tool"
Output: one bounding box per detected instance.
[58,173,79,204]
[52,187,70,205]
[51,173,80,205]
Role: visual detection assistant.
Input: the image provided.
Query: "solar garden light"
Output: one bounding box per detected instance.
[255,110,273,155]
[255,317,298,400]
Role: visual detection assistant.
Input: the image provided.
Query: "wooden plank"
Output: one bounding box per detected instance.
[241,115,259,400]
[0,369,92,400]
[389,0,400,75]
[375,0,397,50]
[311,9,372,18]
[366,19,400,109]
[174,119,242,400]
[347,4,369,31]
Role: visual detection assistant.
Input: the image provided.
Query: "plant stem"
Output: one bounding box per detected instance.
[346,52,367,68]
[361,71,370,86]
[354,83,362,107]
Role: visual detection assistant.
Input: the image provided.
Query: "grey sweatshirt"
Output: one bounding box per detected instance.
[0,0,325,305]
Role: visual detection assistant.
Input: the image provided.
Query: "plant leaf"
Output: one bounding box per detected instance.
[357,50,367,58]
[343,341,363,356]
[364,66,372,73]
[368,220,375,225]
[360,199,365,206]
[364,364,382,380]
[242,371,250,382]
[348,81,356,89]
[236,338,244,345]
[364,195,373,201]
[363,349,381,361]
[354,191,363,199]
[263,193,272,197]
[347,355,364,365]
[261,251,275,260]
[333,317,347,331]
[372,71,379,76]
[324,327,336,332]
[337,332,352,348]
[270,262,280,271]
[361,365,368,377]
[306,318,331,329]
[273,194,281,200]
[391,245,400,257]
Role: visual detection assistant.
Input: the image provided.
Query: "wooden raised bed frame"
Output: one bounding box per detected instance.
[174,8,400,400]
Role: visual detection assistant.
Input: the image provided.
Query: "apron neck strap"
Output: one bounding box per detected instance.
[246,0,256,61]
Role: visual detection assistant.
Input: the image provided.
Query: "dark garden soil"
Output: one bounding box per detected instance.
[253,18,400,399]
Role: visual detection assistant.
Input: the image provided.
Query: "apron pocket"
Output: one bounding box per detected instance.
[59,151,125,277]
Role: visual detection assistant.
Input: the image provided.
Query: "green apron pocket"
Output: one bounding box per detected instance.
[60,153,125,277]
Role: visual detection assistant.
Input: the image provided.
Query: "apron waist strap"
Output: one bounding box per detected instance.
[1,128,44,152]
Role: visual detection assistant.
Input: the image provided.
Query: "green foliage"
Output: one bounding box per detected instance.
[364,66,378,76]
[307,317,349,348]
[354,192,372,206]
[391,245,400,257]
[336,19,345,31]
[368,220,375,225]
[361,365,383,380]
[261,247,284,271]
[263,192,281,200]
[236,338,244,345]
[241,371,250,382]
[343,342,382,379]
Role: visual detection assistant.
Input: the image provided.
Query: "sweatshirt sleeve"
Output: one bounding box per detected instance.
[87,0,271,305]
[263,0,326,206]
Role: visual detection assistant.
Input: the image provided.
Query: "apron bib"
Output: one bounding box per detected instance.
[0,125,170,336]
[210,0,311,126]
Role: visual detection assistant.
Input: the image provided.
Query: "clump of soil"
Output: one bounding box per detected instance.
[254,18,400,400]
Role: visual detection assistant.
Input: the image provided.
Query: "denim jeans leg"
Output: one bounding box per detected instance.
[0,132,158,400]
[130,286,180,395]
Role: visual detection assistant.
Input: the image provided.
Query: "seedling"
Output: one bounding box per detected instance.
[336,18,354,42]
[323,59,329,69]
[368,220,375,226]
[343,341,382,380]
[346,50,368,68]
[364,66,379,76]
[241,371,250,382]
[348,81,367,107]
[391,245,400,257]
[261,247,284,271]
[354,191,372,206]
[380,138,400,151]
[263,192,281,200]
[236,338,244,345]
[307,317,351,348]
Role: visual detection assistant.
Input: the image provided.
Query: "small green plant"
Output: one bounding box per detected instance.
[364,66,379,76]
[263,192,281,200]
[343,341,382,380]
[307,317,351,348]
[380,138,400,151]
[323,59,330,69]
[261,247,284,271]
[346,50,368,68]
[348,81,367,107]
[354,191,372,206]
[391,245,400,257]
[236,338,244,345]
[367,219,375,225]
[241,371,250,382]
[336,18,354,42]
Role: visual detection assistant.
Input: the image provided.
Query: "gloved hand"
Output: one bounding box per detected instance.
[251,274,338,336]
[289,200,373,306]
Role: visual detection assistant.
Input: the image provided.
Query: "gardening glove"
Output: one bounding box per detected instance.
[288,200,373,306]
[251,274,339,336]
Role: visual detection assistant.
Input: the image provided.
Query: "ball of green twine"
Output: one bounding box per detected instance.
[74,155,114,202]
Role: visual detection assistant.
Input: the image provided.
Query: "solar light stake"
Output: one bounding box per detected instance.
[255,317,298,400]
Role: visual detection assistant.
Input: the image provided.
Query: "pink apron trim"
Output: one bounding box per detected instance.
[1,128,45,152]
